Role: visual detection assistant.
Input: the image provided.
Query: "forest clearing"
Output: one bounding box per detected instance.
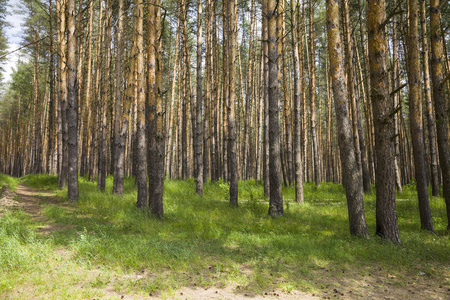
[0,174,449,299]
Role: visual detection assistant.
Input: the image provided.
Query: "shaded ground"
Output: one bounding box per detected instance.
[0,184,448,299]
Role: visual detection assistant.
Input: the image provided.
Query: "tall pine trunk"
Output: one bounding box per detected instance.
[368,0,400,242]
[429,0,450,230]
[267,0,283,217]
[67,0,78,202]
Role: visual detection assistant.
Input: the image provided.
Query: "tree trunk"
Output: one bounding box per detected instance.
[262,0,270,197]
[291,0,304,203]
[148,0,164,218]
[195,0,204,195]
[429,0,450,230]
[267,0,283,217]
[135,0,148,210]
[113,0,125,195]
[57,0,68,188]
[367,0,400,242]
[309,0,321,186]
[67,0,78,202]
[406,0,435,231]
[326,0,368,237]
[419,0,440,197]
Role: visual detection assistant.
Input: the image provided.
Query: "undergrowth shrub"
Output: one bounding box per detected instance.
[0,174,19,190]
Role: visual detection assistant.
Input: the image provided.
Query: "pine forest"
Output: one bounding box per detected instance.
[1,0,450,239]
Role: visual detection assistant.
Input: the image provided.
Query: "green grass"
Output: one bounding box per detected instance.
[0,174,19,190]
[0,174,449,299]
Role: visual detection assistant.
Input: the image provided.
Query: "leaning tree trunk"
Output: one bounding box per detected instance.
[367,0,400,242]
[430,0,450,230]
[326,0,369,237]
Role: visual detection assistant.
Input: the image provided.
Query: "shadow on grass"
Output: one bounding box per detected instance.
[3,173,449,294]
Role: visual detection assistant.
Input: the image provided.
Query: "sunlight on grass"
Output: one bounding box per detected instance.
[0,174,449,299]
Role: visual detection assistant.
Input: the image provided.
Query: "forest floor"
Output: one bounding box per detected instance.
[0,178,449,299]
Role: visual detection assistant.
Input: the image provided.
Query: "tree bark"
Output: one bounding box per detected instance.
[113,0,125,195]
[367,0,400,242]
[309,0,321,186]
[135,0,148,210]
[267,0,283,217]
[291,0,304,203]
[195,0,204,195]
[326,0,368,237]
[419,0,440,197]
[429,0,450,230]
[148,0,164,218]
[67,0,78,202]
[226,0,238,206]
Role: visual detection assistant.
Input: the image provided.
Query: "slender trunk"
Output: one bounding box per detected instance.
[48,0,55,174]
[262,0,270,197]
[227,0,238,206]
[267,0,283,217]
[291,0,304,203]
[309,0,320,186]
[135,0,148,209]
[195,0,204,195]
[420,0,440,197]
[430,0,450,230]
[148,0,164,217]
[113,0,125,195]
[67,0,78,202]
[58,0,68,188]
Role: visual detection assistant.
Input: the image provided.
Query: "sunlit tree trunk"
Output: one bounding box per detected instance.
[97,0,112,192]
[67,0,78,202]
[368,0,400,242]
[291,0,304,203]
[113,0,124,195]
[135,0,147,209]
[57,0,67,188]
[326,0,368,237]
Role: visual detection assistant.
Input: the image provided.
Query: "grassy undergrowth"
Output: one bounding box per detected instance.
[0,174,449,299]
